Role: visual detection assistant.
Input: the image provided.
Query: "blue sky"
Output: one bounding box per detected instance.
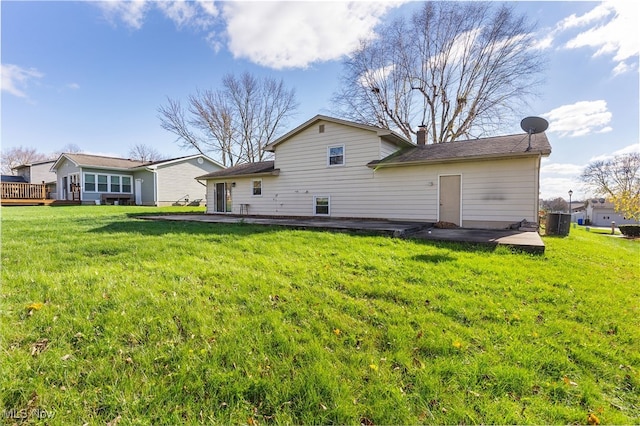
[2,1,638,200]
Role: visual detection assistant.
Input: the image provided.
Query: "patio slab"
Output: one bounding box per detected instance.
[140,214,545,253]
[409,227,545,254]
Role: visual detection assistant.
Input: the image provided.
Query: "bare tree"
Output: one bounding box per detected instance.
[128,144,164,162]
[581,153,640,220]
[158,71,298,167]
[333,2,545,142]
[541,197,568,213]
[51,143,82,159]
[1,146,49,175]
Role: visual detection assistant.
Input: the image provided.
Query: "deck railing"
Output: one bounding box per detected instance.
[1,182,47,200]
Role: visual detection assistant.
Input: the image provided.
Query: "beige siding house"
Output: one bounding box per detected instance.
[12,160,58,198]
[197,115,551,229]
[51,153,223,206]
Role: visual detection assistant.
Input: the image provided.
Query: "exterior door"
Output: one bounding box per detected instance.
[439,175,461,226]
[69,174,80,201]
[215,183,226,213]
[135,179,143,205]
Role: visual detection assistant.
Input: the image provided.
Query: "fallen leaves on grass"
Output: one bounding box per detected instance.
[31,338,49,356]
[26,302,44,315]
[587,412,600,425]
[563,376,578,386]
[333,328,341,336]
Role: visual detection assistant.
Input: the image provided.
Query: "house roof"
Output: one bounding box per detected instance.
[52,153,147,171]
[368,132,551,168]
[140,154,224,169]
[587,198,615,209]
[12,159,56,170]
[51,152,223,172]
[197,161,278,180]
[264,114,414,152]
[1,175,28,183]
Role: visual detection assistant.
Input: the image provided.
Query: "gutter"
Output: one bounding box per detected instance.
[368,150,552,169]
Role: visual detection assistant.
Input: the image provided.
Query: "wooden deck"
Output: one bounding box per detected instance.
[1,182,79,206]
[1,198,80,206]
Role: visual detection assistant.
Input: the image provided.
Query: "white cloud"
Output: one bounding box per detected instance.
[588,142,640,162]
[556,2,614,31]
[1,63,44,98]
[221,2,402,69]
[540,163,584,176]
[539,176,588,200]
[612,60,632,76]
[563,1,639,74]
[543,100,612,138]
[97,1,149,30]
[94,1,408,69]
[67,82,80,90]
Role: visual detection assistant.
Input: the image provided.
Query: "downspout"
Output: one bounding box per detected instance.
[144,166,158,206]
[153,168,158,206]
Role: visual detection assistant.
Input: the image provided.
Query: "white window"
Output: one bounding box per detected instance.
[97,175,108,192]
[314,196,330,216]
[122,176,132,193]
[84,174,96,192]
[83,173,133,193]
[328,145,344,166]
[252,179,262,196]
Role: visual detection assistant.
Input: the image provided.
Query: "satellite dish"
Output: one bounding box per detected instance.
[520,116,548,151]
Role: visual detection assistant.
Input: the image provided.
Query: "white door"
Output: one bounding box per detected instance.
[439,175,461,226]
[135,179,142,205]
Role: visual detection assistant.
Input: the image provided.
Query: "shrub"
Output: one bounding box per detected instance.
[619,224,640,237]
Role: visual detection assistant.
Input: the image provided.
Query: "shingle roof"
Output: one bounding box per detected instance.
[1,175,28,183]
[197,161,276,179]
[368,132,551,167]
[63,153,148,169]
[264,114,413,152]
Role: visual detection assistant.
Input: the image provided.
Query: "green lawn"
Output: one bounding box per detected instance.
[1,206,638,425]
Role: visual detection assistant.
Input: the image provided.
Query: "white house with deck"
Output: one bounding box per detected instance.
[197,115,551,229]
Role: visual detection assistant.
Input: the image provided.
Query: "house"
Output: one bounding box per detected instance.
[197,115,551,229]
[12,159,57,199]
[50,153,224,206]
[585,198,639,227]
[1,175,28,183]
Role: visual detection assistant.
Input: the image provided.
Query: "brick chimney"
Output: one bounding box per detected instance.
[417,125,427,145]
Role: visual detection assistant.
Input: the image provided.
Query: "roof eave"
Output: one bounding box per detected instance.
[368,150,551,169]
[197,169,280,180]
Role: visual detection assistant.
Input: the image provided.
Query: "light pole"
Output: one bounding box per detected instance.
[568,189,573,215]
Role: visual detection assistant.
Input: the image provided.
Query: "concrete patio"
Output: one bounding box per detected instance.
[140,214,545,253]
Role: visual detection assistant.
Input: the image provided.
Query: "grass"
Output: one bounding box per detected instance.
[1,206,639,425]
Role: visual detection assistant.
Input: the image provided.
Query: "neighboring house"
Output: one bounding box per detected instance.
[50,153,224,206]
[585,198,639,227]
[12,160,58,198]
[1,175,27,183]
[197,115,552,229]
[569,201,586,224]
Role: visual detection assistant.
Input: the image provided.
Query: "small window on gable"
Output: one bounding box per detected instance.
[252,179,262,196]
[319,124,325,133]
[328,145,344,166]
